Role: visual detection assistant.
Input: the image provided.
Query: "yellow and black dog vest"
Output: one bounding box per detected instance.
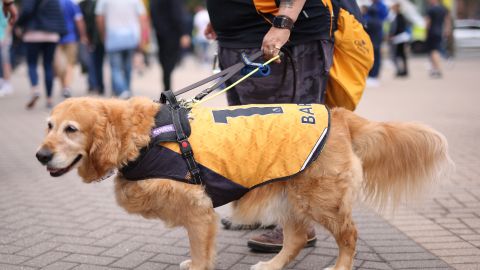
[121,104,330,207]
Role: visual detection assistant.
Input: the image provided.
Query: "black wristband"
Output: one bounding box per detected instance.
[272,15,294,30]
[4,1,14,6]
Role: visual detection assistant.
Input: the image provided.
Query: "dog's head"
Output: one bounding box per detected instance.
[36,97,125,183]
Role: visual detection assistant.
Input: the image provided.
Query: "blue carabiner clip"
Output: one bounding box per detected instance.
[240,52,271,77]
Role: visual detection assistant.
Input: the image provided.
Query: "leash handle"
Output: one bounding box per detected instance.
[170,51,264,99]
[190,54,281,108]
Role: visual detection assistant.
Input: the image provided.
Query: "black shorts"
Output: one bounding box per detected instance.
[218,40,333,105]
[426,34,443,52]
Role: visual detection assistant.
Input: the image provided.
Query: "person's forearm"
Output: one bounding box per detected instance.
[139,14,149,46]
[278,0,306,22]
[444,13,452,36]
[4,0,18,25]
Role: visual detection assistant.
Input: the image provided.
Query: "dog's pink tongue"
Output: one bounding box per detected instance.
[47,167,62,173]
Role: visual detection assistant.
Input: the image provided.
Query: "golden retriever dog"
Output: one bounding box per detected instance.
[36,97,451,270]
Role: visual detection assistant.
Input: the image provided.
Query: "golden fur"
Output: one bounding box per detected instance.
[36,97,451,270]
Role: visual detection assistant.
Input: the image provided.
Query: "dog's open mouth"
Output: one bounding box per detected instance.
[47,155,82,177]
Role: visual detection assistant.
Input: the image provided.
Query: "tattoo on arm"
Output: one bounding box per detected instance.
[280,0,295,8]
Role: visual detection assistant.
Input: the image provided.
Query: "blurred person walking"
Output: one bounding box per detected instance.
[0,5,13,97]
[79,0,105,95]
[150,0,190,91]
[364,0,388,87]
[0,0,18,97]
[389,2,409,77]
[55,0,88,98]
[426,0,450,78]
[193,4,211,66]
[17,0,67,109]
[95,0,148,99]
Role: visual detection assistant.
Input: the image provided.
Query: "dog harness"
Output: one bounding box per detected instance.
[120,103,330,208]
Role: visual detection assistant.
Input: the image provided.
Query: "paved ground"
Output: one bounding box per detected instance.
[0,52,479,270]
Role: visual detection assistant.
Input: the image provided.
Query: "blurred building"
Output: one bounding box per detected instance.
[455,0,480,19]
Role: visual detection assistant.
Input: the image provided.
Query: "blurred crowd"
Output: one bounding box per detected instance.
[0,0,213,109]
[361,0,453,87]
[0,0,455,106]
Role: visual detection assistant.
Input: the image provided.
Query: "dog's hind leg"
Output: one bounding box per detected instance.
[180,208,218,270]
[311,193,358,270]
[251,220,309,270]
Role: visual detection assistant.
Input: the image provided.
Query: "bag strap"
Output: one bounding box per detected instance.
[322,0,335,37]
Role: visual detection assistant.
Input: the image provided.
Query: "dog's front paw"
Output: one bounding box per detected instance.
[251,261,272,270]
[180,259,192,270]
[324,266,348,270]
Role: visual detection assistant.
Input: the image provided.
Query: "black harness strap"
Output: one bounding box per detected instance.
[160,90,203,185]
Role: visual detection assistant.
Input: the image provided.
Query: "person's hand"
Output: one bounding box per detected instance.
[180,34,191,49]
[80,36,89,45]
[204,22,217,40]
[14,26,22,38]
[262,27,290,63]
[3,2,17,25]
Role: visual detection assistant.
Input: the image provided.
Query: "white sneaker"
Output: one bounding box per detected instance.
[118,90,132,100]
[366,78,380,88]
[1,82,13,95]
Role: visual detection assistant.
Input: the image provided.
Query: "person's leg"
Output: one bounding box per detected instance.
[1,42,14,94]
[428,35,443,78]
[61,43,78,98]
[87,47,98,92]
[0,44,4,80]
[108,50,128,97]
[157,34,180,91]
[367,46,381,87]
[95,44,105,94]
[398,43,408,76]
[54,45,67,88]
[369,46,381,78]
[392,44,401,76]
[42,42,58,108]
[123,49,134,94]
[430,50,442,77]
[295,40,333,104]
[25,42,41,108]
[0,43,4,93]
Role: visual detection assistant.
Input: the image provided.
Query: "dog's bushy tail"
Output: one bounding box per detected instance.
[342,109,453,210]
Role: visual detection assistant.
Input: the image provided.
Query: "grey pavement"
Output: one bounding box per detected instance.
[0,52,479,270]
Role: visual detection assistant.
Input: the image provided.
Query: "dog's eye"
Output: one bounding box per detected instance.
[47,122,53,130]
[65,125,78,133]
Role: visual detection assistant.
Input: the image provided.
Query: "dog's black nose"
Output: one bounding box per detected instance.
[36,148,53,165]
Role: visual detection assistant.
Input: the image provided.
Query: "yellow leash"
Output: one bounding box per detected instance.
[187,55,281,108]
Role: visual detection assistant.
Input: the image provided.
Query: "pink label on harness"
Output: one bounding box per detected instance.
[151,124,175,137]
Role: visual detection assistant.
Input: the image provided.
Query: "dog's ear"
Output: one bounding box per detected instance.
[78,104,120,182]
